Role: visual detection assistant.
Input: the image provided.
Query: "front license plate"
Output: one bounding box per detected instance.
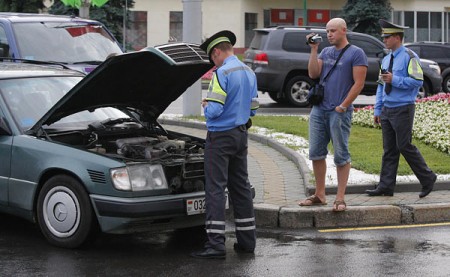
[186,195,229,215]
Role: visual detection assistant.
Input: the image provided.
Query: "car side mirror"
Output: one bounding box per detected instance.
[0,117,12,135]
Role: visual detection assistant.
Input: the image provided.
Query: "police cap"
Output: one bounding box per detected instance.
[200,30,236,58]
[379,19,409,37]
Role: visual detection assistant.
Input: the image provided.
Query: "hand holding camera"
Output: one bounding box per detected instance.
[306,33,322,45]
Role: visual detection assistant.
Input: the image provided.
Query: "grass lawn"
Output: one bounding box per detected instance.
[251,116,450,175]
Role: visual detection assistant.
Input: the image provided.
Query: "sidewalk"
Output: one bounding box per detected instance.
[160,119,450,229]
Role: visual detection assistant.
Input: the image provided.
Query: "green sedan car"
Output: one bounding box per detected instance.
[0,43,213,248]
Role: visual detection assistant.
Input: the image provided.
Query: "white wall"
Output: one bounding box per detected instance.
[131,0,450,48]
[392,0,450,11]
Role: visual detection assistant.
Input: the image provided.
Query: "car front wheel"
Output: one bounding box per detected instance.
[285,76,313,107]
[443,74,450,93]
[37,175,97,248]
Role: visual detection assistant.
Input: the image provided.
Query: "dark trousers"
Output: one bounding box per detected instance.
[379,104,435,191]
[204,126,256,251]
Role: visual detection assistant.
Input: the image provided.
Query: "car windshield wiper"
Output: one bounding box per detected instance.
[72,60,103,65]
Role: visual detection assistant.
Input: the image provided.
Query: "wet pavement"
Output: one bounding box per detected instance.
[1,212,449,277]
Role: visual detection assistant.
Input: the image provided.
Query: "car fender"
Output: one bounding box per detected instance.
[9,135,125,211]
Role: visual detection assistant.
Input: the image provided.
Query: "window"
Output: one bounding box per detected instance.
[430,12,442,42]
[245,13,258,48]
[349,38,383,57]
[407,46,420,56]
[264,9,270,27]
[421,46,448,59]
[0,25,12,58]
[404,11,414,42]
[417,12,429,41]
[169,11,183,43]
[282,32,329,53]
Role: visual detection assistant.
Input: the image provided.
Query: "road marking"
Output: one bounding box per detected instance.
[319,222,450,233]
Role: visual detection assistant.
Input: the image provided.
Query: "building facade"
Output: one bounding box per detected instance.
[127,0,450,51]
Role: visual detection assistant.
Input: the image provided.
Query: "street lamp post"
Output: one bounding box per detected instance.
[79,0,90,18]
[182,0,203,116]
[123,0,128,50]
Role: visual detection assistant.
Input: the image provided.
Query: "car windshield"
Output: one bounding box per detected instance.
[12,22,123,63]
[0,77,129,132]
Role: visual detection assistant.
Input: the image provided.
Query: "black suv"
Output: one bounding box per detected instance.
[244,26,442,107]
[405,42,450,93]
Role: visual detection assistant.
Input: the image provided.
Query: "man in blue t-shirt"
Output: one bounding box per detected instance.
[299,18,368,212]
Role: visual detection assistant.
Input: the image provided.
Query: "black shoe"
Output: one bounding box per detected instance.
[419,174,437,198]
[233,243,254,254]
[366,187,394,196]
[190,248,226,259]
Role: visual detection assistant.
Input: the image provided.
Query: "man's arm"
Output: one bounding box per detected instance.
[307,34,322,79]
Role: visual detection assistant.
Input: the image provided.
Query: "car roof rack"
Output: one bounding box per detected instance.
[413,41,450,45]
[275,25,326,30]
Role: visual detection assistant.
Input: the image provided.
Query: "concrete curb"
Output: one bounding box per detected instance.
[255,203,450,229]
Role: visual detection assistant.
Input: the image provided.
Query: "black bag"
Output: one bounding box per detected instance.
[307,84,324,105]
[307,44,351,106]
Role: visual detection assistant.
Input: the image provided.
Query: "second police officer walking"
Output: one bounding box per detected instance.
[366,20,437,198]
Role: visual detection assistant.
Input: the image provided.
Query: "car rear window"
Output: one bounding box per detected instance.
[421,46,450,59]
[249,32,268,50]
[348,37,384,57]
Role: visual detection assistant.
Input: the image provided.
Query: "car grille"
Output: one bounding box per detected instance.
[87,169,106,184]
[155,43,209,64]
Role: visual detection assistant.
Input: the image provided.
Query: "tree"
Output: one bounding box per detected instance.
[0,0,44,12]
[49,0,135,46]
[341,0,392,39]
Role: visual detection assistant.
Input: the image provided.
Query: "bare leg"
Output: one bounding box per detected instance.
[312,159,327,202]
[334,162,350,211]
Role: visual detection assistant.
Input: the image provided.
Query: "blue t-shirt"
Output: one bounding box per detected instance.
[318,45,368,111]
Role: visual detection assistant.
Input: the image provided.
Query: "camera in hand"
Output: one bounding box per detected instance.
[307,34,323,45]
[381,69,388,74]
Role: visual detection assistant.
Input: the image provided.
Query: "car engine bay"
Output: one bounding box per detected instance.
[45,119,206,194]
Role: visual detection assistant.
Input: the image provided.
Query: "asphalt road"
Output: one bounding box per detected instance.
[1,213,449,277]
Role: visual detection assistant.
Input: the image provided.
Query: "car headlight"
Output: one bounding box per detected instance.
[111,164,168,191]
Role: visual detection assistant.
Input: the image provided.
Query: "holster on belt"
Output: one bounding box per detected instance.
[245,118,252,129]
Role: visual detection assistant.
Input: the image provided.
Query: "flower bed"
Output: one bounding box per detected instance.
[352,93,450,154]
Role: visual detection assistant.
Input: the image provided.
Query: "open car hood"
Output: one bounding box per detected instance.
[30,43,212,132]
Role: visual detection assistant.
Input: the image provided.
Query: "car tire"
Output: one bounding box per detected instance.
[443,74,450,93]
[268,92,287,103]
[37,175,97,248]
[417,81,430,99]
[285,76,313,107]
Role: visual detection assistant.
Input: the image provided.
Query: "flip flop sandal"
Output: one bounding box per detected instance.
[299,195,327,206]
[332,200,347,212]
